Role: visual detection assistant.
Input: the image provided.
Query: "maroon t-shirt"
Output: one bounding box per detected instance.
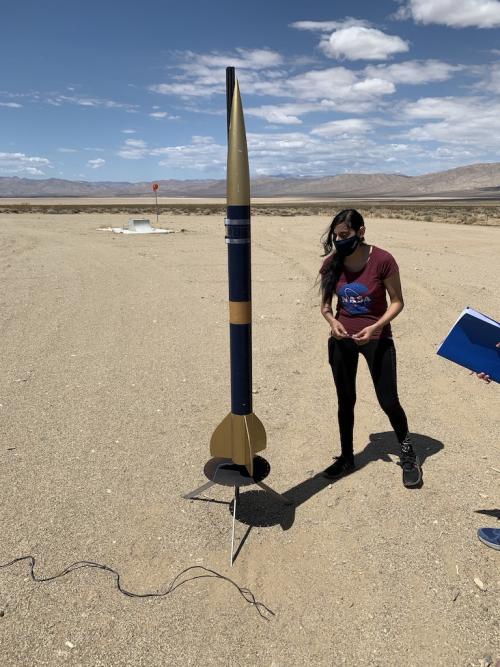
[321,246,399,339]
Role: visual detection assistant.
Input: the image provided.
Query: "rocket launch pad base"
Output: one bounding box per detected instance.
[203,456,270,486]
[183,456,292,565]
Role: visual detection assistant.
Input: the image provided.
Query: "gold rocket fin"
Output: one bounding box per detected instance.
[210,412,266,477]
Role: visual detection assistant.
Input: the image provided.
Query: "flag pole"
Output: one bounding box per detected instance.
[152,183,159,224]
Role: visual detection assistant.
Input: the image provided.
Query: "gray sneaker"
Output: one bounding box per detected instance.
[399,446,422,487]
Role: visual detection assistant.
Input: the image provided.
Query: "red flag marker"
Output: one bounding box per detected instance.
[152,183,159,223]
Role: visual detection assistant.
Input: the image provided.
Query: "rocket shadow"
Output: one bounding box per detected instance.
[232,431,444,531]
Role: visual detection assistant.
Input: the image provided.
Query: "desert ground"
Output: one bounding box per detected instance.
[0,208,499,666]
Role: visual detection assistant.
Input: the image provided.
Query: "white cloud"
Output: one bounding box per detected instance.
[221,66,397,124]
[401,96,500,145]
[151,136,226,171]
[187,48,284,70]
[365,60,463,84]
[311,118,372,136]
[57,147,78,153]
[474,62,500,93]
[0,151,51,175]
[149,111,180,119]
[87,158,105,169]
[488,63,500,92]
[44,94,138,111]
[246,130,416,175]
[246,103,316,124]
[351,77,396,95]
[249,129,488,175]
[150,46,398,114]
[117,134,226,171]
[0,102,22,108]
[403,96,474,119]
[397,0,500,28]
[320,26,409,61]
[290,18,370,32]
[112,121,496,177]
[240,73,395,125]
[149,82,214,97]
[150,48,285,99]
[118,138,148,159]
[287,67,396,102]
[121,128,136,134]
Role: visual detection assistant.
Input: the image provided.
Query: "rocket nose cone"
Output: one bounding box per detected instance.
[227,80,250,206]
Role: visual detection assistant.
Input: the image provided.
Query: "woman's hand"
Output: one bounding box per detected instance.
[473,342,500,383]
[330,320,349,340]
[474,371,492,383]
[352,325,376,345]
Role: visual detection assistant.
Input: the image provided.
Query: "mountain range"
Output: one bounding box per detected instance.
[1,163,500,199]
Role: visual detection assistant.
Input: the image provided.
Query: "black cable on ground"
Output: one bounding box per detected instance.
[0,555,274,620]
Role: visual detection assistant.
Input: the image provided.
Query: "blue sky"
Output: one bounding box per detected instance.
[1,0,500,181]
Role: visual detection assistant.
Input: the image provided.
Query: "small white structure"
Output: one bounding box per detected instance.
[100,218,173,234]
[117,218,172,234]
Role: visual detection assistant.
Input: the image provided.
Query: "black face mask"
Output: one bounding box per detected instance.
[333,234,360,257]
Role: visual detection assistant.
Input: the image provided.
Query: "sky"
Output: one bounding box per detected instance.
[1,0,500,181]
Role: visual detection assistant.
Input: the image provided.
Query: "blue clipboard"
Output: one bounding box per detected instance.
[437,307,500,383]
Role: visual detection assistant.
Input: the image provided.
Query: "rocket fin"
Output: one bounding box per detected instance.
[210,412,266,477]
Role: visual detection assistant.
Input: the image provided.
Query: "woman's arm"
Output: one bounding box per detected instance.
[320,299,336,327]
[371,272,405,332]
[352,272,404,344]
[320,300,349,338]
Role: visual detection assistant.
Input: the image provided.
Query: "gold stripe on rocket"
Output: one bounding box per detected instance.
[229,300,251,324]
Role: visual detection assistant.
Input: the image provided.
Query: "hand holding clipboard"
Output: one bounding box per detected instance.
[437,308,500,384]
[475,342,500,383]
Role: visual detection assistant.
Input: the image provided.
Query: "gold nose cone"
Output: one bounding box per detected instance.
[227,80,250,206]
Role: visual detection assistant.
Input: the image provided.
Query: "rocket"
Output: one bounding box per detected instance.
[209,71,266,477]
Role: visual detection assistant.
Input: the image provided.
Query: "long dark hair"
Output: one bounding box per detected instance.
[320,209,365,304]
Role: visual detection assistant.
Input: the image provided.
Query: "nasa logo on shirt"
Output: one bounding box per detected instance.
[338,282,372,315]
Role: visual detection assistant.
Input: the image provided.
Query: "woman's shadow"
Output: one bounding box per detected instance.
[233,432,444,534]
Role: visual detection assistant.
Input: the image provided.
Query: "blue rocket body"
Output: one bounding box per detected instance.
[226,203,252,415]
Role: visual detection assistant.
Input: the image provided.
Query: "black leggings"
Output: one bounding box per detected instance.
[328,337,409,458]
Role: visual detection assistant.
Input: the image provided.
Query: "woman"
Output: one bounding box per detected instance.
[319,209,421,488]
